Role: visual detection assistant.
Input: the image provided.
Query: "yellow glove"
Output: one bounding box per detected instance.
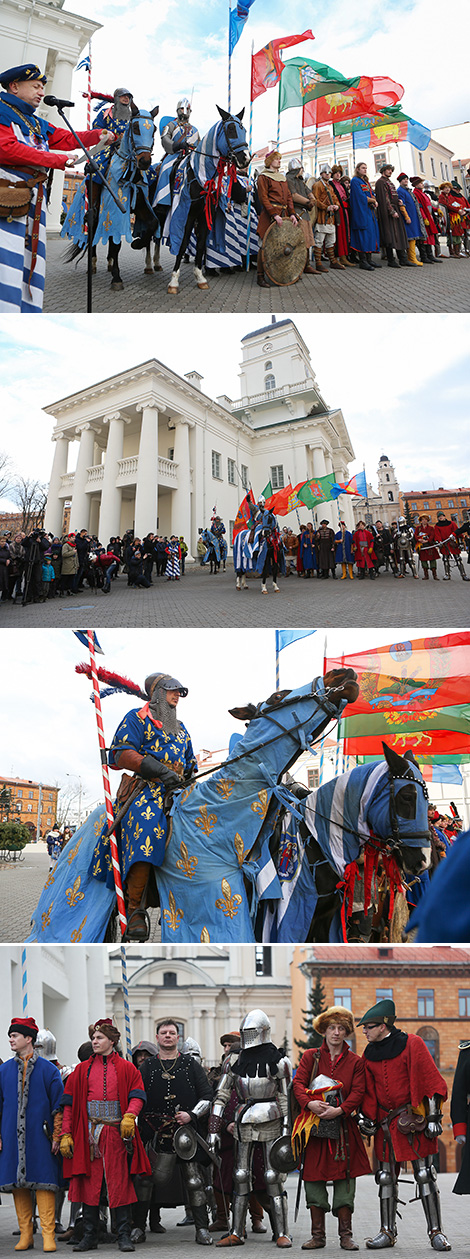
[60,1134,74,1159]
[120,1113,136,1140]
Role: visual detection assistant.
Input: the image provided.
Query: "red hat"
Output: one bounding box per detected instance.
[89,1018,120,1045]
[9,1017,39,1041]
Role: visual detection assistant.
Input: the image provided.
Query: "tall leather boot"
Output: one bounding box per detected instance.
[302,1207,326,1250]
[36,1191,57,1253]
[114,1207,135,1253]
[257,248,269,287]
[125,862,150,941]
[397,249,413,267]
[408,240,423,266]
[348,564,354,579]
[314,246,327,273]
[432,569,440,580]
[358,252,374,271]
[13,1189,34,1251]
[209,1191,230,1234]
[337,1208,359,1251]
[425,244,436,263]
[341,563,347,579]
[73,1205,100,1251]
[422,568,429,579]
[386,246,400,268]
[326,247,345,269]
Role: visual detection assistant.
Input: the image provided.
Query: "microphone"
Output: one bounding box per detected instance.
[43,94,75,109]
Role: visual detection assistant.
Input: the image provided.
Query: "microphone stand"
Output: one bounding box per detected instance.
[49,102,126,313]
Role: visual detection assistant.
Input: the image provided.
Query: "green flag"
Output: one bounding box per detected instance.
[333,105,412,136]
[279,56,361,112]
[262,480,273,499]
[339,703,470,741]
[297,474,336,508]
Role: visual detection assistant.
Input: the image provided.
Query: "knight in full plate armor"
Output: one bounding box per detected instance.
[209,1008,292,1248]
[88,88,135,185]
[393,517,418,579]
[161,98,200,159]
[136,1018,213,1246]
[357,999,451,1252]
[434,512,470,582]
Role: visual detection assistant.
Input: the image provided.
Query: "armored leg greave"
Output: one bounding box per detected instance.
[366,1164,397,1249]
[230,1142,253,1239]
[411,1158,451,1251]
[264,1140,289,1242]
[181,1159,211,1244]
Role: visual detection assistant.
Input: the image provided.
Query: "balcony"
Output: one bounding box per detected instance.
[59,455,180,495]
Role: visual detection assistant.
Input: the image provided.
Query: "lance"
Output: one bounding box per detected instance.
[86,630,127,936]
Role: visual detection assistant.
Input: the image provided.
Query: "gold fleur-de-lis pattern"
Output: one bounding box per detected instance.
[43,870,55,891]
[41,903,53,931]
[71,916,87,942]
[234,834,248,866]
[215,777,236,800]
[176,842,198,879]
[195,804,217,836]
[162,890,183,932]
[251,790,268,818]
[200,927,210,942]
[67,837,82,864]
[140,837,153,858]
[215,879,243,919]
[65,876,85,908]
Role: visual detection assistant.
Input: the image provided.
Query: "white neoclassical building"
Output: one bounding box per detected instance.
[105,944,294,1067]
[44,319,356,552]
[1,0,101,232]
[1,945,106,1065]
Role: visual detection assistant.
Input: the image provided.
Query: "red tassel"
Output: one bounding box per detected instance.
[75,662,144,697]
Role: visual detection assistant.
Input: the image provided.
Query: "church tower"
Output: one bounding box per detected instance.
[238,318,320,404]
[377,455,400,525]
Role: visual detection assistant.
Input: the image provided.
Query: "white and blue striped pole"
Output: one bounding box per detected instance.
[245,51,254,272]
[120,945,132,1061]
[228,1,232,111]
[318,735,326,785]
[21,948,28,1015]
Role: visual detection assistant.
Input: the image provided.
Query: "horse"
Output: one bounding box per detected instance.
[233,515,285,592]
[201,528,222,574]
[154,106,250,294]
[262,743,431,944]
[27,669,359,945]
[61,106,159,290]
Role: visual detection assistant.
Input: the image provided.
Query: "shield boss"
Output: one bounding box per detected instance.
[263,219,307,286]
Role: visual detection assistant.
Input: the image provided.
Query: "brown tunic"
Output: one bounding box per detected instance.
[256,174,295,239]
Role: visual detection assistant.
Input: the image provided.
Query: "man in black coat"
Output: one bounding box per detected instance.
[451,1038,470,1196]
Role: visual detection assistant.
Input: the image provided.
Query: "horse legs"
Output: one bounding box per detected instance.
[194,214,209,290]
[109,241,124,291]
[91,246,97,275]
[168,205,208,294]
[236,571,248,591]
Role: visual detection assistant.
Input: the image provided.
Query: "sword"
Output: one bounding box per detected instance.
[195,1131,229,1226]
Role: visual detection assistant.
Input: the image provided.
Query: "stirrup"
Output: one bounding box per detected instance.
[123,907,150,942]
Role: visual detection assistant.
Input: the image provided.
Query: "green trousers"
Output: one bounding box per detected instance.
[305,1178,356,1215]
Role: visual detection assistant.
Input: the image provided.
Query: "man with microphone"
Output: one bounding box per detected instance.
[0,63,115,311]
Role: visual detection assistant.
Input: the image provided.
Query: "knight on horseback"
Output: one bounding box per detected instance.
[132,97,200,262]
[89,87,135,183]
[161,97,200,158]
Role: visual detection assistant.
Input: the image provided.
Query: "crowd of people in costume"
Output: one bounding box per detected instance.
[0,528,190,604]
[1,60,469,311]
[2,1000,469,1253]
[273,514,470,583]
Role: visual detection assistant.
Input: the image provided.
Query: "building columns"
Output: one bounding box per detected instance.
[46,54,78,234]
[134,402,159,537]
[99,412,127,542]
[171,417,193,550]
[44,434,69,535]
[70,423,97,532]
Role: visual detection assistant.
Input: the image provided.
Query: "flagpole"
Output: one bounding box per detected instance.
[277,79,281,149]
[275,631,280,691]
[228,0,232,111]
[86,39,92,131]
[86,631,127,937]
[314,125,318,177]
[246,43,254,273]
[120,946,132,1060]
[22,948,28,1015]
[300,119,304,164]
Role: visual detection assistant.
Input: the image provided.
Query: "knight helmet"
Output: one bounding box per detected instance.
[239,1009,272,1049]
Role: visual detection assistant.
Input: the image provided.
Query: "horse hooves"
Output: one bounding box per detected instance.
[92,262,97,275]
[131,239,146,251]
[154,264,163,272]
[168,285,179,295]
[107,261,113,271]
[197,281,209,290]
[111,281,124,291]
[144,267,153,275]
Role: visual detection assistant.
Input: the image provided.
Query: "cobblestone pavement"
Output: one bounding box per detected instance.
[2,559,469,630]
[0,1174,465,1256]
[44,235,470,313]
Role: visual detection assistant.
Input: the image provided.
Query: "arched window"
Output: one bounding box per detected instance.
[163,971,177,988]
[388,491,394,501]
[417,1026,440,1066]
[385,473,390,481]
[265,374,276,391]
[264,360,272,370]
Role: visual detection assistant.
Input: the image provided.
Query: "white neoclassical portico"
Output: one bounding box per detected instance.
[43,320,357,551]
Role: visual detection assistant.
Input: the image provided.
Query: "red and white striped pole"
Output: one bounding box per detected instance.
[87,631,127,936]
[86,40,92,131]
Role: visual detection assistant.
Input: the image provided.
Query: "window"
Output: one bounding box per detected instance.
[307,768,319,790]
[374,151,387,172]
[229,520,235,542]
[228,458,236,485]
[264,360,272,370]
[17,790,23,798]
[418,152,425,173]
[27,804,33,813]
[334,987,352,1010]
[461,499,467,507]
[385,473,390,481]
[340,158,349,177]
[47,805,52,813]
[435,500,441,509]
[271,465,284,490]
[388,492,394,501]
[417,989,434,1017]
[411,502,417,511]
[459,990,470,1016]
[29,791,33,799]
[445,164,449,180]
[422,501,429,509]
[241,465,249,490]
[418,1026,439,1065]
[376,988,393,1001]
[448,499,454,508]
[48,794,53,801]
[212,450,221,479]
[255,946,272,977]
[265,374,276,391]
[430,157,436,177]
[163,972,177,988]
[168,447,174,460]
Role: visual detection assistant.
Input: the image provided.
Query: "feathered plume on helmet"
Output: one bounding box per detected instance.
[76,662,146,702]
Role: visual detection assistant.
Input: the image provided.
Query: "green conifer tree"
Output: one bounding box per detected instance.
[295,971,327,1059]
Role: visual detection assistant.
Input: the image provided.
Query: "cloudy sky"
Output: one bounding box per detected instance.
[0,626,448,804]
[0,313,468,509]
[65,0,466,141]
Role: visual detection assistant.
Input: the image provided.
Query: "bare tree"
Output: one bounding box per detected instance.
[11,476,48,533]
[0,451,13,502]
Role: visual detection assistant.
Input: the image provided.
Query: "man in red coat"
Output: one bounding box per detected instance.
[59,1018,151,1254]
[352,523,376,580]
[357,999,450,1251]
[434,512,469,581]
[413,515,439,580]
[292,1006,370,1251]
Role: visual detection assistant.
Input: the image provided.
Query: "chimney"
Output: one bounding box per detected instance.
[184,371,203,391]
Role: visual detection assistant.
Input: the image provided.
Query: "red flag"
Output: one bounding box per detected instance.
[251,30,314,101]
[344,730,470,757]
[303,75,403,128]
[326,632,470,717]
[232,489,256,539]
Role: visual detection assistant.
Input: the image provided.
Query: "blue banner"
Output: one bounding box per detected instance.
[276,630,316,653]
[229,0,256,54]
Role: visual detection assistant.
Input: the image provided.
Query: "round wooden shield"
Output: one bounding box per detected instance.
[263,219,307,286]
